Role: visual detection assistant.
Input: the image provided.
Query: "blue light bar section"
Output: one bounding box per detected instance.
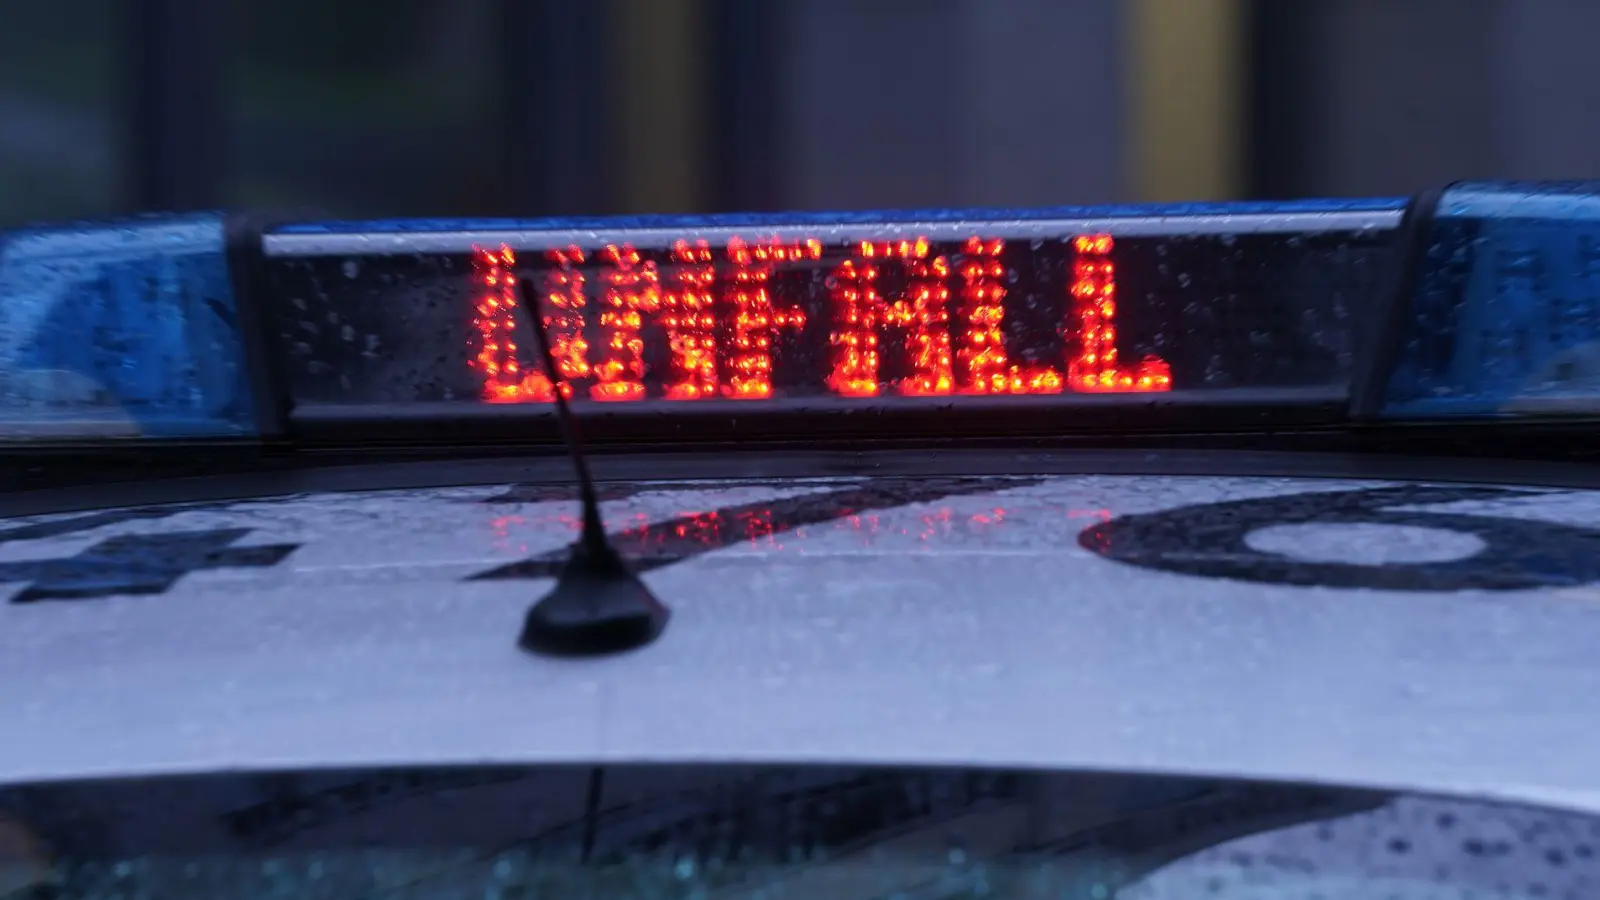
[1383,181,1600,418]
[0,215,255,440]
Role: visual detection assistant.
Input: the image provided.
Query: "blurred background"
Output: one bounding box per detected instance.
[1,0,1598,229]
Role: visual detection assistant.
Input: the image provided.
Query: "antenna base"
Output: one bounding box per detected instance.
[518,541,670,657]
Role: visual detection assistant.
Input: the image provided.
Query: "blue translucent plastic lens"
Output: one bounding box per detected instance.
[0,214,254,440]
[1382,181,1600,418]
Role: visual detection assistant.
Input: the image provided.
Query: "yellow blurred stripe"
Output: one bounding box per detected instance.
[613,0,707,214]
[1128,0,1245,202]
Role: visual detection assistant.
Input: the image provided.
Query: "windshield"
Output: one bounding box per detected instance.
[1,764,1591,900]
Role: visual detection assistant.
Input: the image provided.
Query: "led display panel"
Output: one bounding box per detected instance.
[261,203,1401,410]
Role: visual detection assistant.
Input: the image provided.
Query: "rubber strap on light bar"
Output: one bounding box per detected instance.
[224,212,294,442]
[1349,184,1447,421]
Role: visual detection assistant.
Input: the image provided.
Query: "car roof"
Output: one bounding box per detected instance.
[2,470,1600,814]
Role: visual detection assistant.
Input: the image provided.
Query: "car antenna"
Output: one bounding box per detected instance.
[511,275,670,656]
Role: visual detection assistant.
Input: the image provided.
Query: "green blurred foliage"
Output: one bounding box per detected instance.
[228,0,506,216]
[0,0,116,226]
[0,0,508,225]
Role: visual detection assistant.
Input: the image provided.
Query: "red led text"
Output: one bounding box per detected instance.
[472,234,1171,402]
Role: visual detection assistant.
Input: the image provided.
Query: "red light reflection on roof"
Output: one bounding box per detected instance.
[487,502,1112,558]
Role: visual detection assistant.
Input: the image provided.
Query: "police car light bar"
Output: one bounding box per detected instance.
[1376,181,1600,418]
[1,183,1595,445]
[0,214,256,440]
[262,198,1402,446]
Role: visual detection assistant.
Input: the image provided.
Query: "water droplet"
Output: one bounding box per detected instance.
[342,259,360,279]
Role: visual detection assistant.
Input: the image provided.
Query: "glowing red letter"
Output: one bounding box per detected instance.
[957,237,1008,393]
[894,241,954,395]
[826,238,956,397]
[725,237,812,399]
[474,244,594,402]
[1068,234,1170,392]
[539,245,591,397]
[591,244,659,401]
[472,244,527,402]
[952,238,1062,394]
[662,239,719,400]
[826,243,882,396]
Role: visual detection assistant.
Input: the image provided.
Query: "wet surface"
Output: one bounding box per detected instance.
[473,476,1039,580]
[0,474,1598,816]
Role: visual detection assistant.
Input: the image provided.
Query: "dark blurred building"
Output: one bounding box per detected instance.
[0,0,1598,229]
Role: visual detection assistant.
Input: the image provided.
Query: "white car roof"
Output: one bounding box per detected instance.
[3,465,1600,814]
